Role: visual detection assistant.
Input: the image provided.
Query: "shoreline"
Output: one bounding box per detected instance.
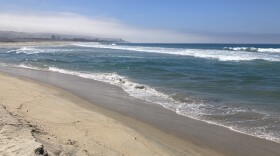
[2,63,280,144]
[0,44,279,144]
[0,41,75,47]
[0,72,207,155]
[1,66,280,155]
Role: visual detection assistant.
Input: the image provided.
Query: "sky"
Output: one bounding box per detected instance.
[0,0,280,43]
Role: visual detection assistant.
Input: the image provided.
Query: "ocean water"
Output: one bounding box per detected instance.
[0,43,280,143]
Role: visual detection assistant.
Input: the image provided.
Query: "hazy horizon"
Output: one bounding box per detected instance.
[1,0,280,43]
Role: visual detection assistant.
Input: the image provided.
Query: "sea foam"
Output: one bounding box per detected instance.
[7,46,74,55]
[2,44,280,143]
[45,66,280,143]
[223,47,280,53]
[73,43,280,62]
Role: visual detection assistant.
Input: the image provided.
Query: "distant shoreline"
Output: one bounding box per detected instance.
[0,41,75,47]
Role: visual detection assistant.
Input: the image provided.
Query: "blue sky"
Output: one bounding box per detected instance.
[0,0,280,43]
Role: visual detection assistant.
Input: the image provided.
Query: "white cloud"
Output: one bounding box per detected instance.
[0,12,204,43]
[1,12,279,43]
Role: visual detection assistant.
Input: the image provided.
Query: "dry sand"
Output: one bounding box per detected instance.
[0,73,219,155]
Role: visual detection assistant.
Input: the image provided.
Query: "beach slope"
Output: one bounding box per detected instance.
[0,73,213,155]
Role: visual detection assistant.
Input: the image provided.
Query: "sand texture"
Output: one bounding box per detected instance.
[0,73,202,156]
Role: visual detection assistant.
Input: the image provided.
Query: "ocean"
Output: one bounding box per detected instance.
[0,43,280,143]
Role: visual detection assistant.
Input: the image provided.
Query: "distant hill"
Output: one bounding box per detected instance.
[0,31,127,43]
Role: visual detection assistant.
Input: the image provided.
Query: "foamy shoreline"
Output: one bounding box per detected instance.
[0,73,213,155]
[1,66,280,156]
[3,63,278,144]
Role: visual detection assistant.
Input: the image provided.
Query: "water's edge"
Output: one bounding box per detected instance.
[0,67,280,149]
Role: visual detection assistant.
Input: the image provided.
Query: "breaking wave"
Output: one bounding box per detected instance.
[10,64,279,143]
[223,47,280,53]
[73,43,280,62]
[6,46,74,54]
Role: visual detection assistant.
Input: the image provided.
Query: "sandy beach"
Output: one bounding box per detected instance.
[0,72,220,155]
[0,66,280,156]
[1,0,280,155]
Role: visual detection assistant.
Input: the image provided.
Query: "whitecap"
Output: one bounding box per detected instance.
[73,43,280,62]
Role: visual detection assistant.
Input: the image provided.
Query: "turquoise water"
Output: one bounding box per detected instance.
[0,43,280,142]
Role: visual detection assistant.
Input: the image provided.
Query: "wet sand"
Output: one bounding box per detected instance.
[0,72,211,155]
[0,66,280,156]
